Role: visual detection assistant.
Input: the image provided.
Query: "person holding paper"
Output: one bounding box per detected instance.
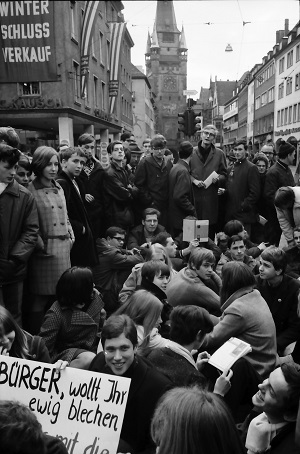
[190,124,227,240]
[201,261,278,379]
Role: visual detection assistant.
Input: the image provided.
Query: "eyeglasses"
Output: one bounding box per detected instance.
[113,236,125,242]
[202,131,216,137]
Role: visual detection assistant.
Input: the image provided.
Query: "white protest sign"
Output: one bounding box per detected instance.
[0,356,131,454]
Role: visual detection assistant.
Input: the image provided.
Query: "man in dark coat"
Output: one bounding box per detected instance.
[103,141,135,231]
[168,141,197,238]
[134,135,172,227]
[264,141,296,246]
[127,207,165,255]
[56,147,98,268]
[90,314,171,454]
[225,140,261,239]
[77,133,105,239]
[0,144,39,325]
[190,125,227,240]
[93,226,143,315]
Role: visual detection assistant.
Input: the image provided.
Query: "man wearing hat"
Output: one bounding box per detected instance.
[134,134,172,227]
[128,142,143,174]
[190,125,227,240]
[168,141,197,238]
[264,140,296,246]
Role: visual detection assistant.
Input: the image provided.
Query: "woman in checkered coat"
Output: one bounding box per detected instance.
[27,146,74,333]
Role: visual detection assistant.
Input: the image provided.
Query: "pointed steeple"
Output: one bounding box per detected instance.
[179,26,187,50]
[145,31,151,55]
[155,0,180,33]
[151,21,159,49]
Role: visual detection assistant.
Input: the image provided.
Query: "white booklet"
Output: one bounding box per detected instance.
[208,337,252,372]
[203,171,218,189]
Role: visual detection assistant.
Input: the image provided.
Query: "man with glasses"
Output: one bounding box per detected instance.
[225,140,260,238]
[77,133,105,239]
[93,226,143,315]
[261,144,276,168]
[190,124,227,240]
[134,134,173,227]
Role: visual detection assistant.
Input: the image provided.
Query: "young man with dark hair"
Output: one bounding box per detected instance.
[89,314,171,454]
[243,363,300,453]
[0,144,38,325]
[225,140,261,238]
[168,141,197,238]
[216,234,257,277]
[264,141,296,246]
[134,134,172,227]
[77,133,105,239]
[127,207,165,254]
[256,246,300,355]
[56,147,98,268]
[103,141,135,231]
[93,226,143,315]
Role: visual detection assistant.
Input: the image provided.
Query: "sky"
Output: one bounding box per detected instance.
[122,0,300,98]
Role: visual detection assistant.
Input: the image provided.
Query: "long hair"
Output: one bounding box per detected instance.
[114,289,163,353]
[151,387,244,454]
[31,146,58,177]
[0,307,30,359]
[220,261,255,305]
[56,267,94,309]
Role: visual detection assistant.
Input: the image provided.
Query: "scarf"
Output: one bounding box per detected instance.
[245,412,288,453]
[166,342,197,369]
[83,159,94,177]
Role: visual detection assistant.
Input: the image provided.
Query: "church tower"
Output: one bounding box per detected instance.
[145,0,187,150]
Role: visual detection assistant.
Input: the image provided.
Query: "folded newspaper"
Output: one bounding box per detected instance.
[208,337,252,372]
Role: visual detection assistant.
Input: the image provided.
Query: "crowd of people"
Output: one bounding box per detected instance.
[1,124,300,453]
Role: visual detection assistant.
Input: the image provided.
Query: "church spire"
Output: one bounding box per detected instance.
[155,0,179,33]
[151,21,159,49]
[179,25,187,50]
[145,30,151,55]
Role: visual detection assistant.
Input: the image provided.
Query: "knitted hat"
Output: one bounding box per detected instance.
[278,141,295,159]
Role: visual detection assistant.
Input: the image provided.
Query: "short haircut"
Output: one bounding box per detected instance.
[141,260,170,282]
[17,154,32,172]
[142,207,160,220]
[274,187,295,209]
[143,139,151,145]
[101,314,138,348]
[202,124,218,135]
[221,261,255,305]
[281,362,300,418]
[235,139,248,151]
[228,234,244,249]
[106,226,126,238]
[169,305,213,345]
[261,246,287,273]
[107,141,123,154]
[178,141,194,159]
[0,144,20,166]
[152,231,172,247]
[150,134,166,149]
[224,220,244,237]
[77,133,95,146]
[151,387,244,454]
[293,226,300,235]
[31,146,58,177]
[0,126,20,147]
[121,132,131,142]
[188,248,216,270]
[56,267,94,308]
[0,400,46,454]
[59,146,86,161]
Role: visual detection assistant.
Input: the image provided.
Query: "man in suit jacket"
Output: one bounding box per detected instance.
[56,147,98,268]
[168,141,197,238]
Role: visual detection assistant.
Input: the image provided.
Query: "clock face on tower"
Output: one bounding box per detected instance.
[163,75,177,91]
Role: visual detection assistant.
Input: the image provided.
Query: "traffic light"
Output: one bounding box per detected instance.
[195,115,203,132]
[178,110,189,135]
[187,110,196,136]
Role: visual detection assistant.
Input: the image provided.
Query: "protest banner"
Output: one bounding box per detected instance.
[0,356,131,454]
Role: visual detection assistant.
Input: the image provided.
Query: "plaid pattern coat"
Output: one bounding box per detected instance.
[28,179,74,295]
[39,289,104,363]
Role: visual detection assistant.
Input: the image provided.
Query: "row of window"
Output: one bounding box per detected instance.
[255,87,274,109]
[121,98,132,118]
[256,63,275,87]
[279,44,300,74]
[278,72,300,99]
[277,103,300,127]
[73,61,106,109]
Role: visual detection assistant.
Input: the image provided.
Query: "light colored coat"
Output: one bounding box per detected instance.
[276,186,300,246]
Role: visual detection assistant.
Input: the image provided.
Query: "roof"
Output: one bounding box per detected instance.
[215,80,237,106]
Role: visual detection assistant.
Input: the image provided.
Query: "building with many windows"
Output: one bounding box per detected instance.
[0,1,133,153]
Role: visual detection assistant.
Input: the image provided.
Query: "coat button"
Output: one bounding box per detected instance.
[61,222,65,225]
[54,223,56,226]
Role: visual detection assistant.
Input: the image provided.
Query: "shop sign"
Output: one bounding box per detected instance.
[0,96,63,109]
[275,127,300,136]
[109,80,119,97]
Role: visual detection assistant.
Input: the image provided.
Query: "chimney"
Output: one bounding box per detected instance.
[284,19,289,36]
